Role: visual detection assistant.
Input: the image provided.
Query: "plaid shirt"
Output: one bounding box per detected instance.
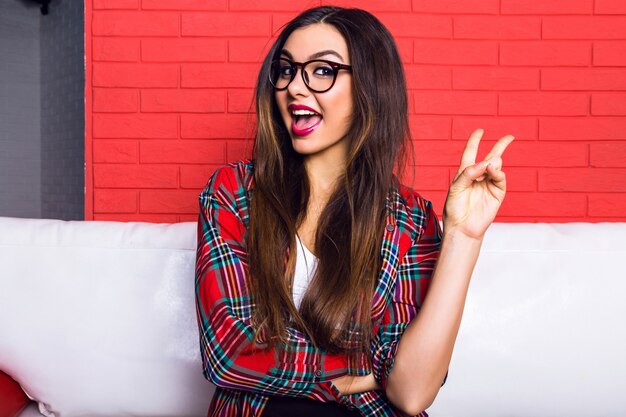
[195,160,445,417]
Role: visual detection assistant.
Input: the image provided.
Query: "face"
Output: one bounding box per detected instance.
[274,24,353,162]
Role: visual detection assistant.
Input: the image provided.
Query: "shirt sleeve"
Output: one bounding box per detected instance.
[195,166,340,398]
[370,197,448,391]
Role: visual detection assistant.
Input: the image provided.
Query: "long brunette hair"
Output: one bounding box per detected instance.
[248,6,411,358]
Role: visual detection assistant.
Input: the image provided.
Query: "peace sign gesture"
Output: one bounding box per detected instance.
[443,129,515,241]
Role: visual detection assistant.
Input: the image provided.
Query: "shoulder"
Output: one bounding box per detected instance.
[388,178,439,243]
[199,159,254,199]
[199,159,254,210]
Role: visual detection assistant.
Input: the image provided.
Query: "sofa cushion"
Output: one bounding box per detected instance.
[0,370,30,417]
[0,217,213,417]
[427,222,626,416]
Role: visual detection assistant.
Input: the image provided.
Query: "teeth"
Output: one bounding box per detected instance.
[291,109,318,116]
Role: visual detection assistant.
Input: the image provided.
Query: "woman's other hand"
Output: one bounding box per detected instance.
[329,373,380,395]
[443,129,515,241]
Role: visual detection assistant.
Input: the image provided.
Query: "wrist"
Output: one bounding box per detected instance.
[442,226,484,245]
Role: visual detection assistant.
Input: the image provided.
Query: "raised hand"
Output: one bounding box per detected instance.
[443,129,515,241]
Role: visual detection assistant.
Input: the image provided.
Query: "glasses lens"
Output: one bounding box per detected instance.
[304,61,336,92]
[269,59,338,92]
[270,59,293,89]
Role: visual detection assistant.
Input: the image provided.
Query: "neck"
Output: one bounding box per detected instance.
[303,146,347,200]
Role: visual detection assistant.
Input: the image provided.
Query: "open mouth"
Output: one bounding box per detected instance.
[291,109,323,136]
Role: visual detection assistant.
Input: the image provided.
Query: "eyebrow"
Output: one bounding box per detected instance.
[280,49,345,62]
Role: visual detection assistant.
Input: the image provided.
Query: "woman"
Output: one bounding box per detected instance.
[195,6,514,417]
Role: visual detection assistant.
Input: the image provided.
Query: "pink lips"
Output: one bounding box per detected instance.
[288,104,322,137]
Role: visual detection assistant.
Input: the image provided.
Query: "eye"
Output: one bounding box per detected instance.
[312,63,335,78]
[279,64,294,78]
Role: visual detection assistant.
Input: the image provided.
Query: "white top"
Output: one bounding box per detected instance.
[293,234,318,309]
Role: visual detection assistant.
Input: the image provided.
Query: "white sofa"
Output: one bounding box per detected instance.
[1,216,625,417]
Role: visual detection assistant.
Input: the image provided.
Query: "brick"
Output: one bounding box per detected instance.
[591,93,626,116]
[272,13,297,35]
[92,11,179,36]
[93,38,139,61]
[588,194,626,216]
[409,117,451,139]
[94,189,137,213]
[179,214,199,222]
[445,140,586,170]
[142,39,227,62]
[499,93,589,116]
[377,14,451,38]
[141,89,225,113]
[93,114,178,138]
[95,213,178,223]
[400,167,449,191]
[412,140,466,166]
[140,140,225,163]
[93,140,138,163]
[93,88,139,112]
[590,143,626,167]
[231,0,325,11]
[540,118,626,140]
[93,63,178,88]
[395,38,413,64]
[412,0,498,13]
[501,0,593,15]
[497,192,586,217]
[454,17,540,40]
[495,167,536,192]
[452,118,538,141]
[539,168,626,192]
[94,0,138,9]
[493,216,590,222]
[413,140,551,171]
[414,40,498,65]
[501,142,588,167]
[228,38,273,63]
[408,91,415,114]
[142,0,227,10]
[226,140,253,162]
[181,114,255,138]
[140,190,200,213]
[453,68,539,91]
[321,0,412,12]
[181,63,260,88]
[94,164,178,188]
[414,92,497,115]
[543,17,626,40]
[180,165,222,188]
[595,0,626,14]
[593,42,626,66]
[182,13,270,37]
[228,90,256,113]
[500,42,591,66]
[405,66,451,90]
[541,69,626,91]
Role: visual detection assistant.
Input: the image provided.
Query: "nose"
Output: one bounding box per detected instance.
[287,66,309,97]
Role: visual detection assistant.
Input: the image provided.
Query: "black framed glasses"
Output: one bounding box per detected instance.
[269,58,353,93]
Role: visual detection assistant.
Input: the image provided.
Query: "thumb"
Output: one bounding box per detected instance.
[455,160,488,188]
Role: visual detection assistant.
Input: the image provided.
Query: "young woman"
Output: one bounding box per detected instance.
[195,6,514,417]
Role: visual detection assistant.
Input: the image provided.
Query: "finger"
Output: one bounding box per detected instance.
[475,156,503,181]
[455,159,489,188]
[458,129,484,174]
[484,135,515,161]
[485,163,506,192]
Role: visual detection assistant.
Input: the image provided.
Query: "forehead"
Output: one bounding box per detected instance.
[282,23,349,62]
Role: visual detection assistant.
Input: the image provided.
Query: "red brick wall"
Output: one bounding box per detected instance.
[85,0,626,222]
